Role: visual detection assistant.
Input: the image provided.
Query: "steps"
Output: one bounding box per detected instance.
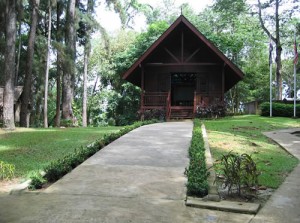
[169,107,194,119]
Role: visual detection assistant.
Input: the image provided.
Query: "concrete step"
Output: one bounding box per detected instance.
[186,196,260,214]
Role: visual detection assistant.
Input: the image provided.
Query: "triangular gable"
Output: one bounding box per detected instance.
[122,15,244,90]
[0,86,23,106]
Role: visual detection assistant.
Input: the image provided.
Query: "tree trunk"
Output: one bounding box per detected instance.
[62,0,76,121]
[82,0,94,127]
[20,0,40,127]
[44,0,52,128]
[274,0,282,100]
[82,47,88,127]
[257,0,282,100]
[3,0,16,130]
[54,1,63,127]
[15,19,22,86]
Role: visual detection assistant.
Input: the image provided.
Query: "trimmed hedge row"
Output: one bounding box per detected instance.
[30,120,159,188]
[185,119,209,197]
[260,102,300,117]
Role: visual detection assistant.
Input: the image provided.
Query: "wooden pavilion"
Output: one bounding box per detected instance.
[122,15,244,119]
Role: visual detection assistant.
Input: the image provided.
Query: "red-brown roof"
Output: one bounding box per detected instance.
[122,15,244,91]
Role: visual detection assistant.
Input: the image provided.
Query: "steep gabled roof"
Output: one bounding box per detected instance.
[122,15,244,91]
[0,86,23,106]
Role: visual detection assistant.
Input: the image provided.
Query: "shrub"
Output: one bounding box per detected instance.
[43,120,159,184]
[108,118,116,126]
[214,152,259,196]
[0,161,15,180]
[28,172,46,190]
[139,109,166,121]
[185,119,209,197]
[260,102,300,117]
[60,119,73,127]
[196,101,226,119]
[44,144,101,182]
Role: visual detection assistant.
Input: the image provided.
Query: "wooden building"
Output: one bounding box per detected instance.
[122,15,244,119]
[0,86,23,123]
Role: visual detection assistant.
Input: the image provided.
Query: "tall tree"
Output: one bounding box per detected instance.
[54,0,64,127]
[3,0,17,130]
[257,0,299,100]
[0,1,6,86]
[62,0,76,121]
[82,44,88,127]
[43,0,53,128]
[20,0,40,127]
[79,0,96,127]
[15,1,23,86]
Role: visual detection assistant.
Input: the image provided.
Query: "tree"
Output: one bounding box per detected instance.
[20,0,40,127]
[62,0,76,121]
[256,0,299,100]
[44,0,53,128]
[77,0,97,127]
[54,0,65,127]
[191,1,266,111]
[89,21,168,125]
[0,1,6,86]
[3,0,17,130]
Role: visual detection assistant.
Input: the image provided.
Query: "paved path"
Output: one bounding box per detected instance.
[251,128,300,223]
[0,122,252,223]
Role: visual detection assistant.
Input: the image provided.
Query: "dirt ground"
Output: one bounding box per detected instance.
[0,178,22,194]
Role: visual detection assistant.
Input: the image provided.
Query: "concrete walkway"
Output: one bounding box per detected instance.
[0,122,252,223]
[251,128,300,223]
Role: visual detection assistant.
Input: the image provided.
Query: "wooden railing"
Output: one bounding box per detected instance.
[166,91,171,120]
[143,92,169,106]
[193,91,223,114]
[142,91,222,119]
[141,91,171,120]
[193,92,202,114]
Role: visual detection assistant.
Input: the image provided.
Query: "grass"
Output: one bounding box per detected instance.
[0,127,121,178]
[204,115,299,189]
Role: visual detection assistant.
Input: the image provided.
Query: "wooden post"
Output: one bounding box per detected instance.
[181,31,184,62]
[166,91,170,121]
[193,91,197,117]
[141,64,145,115]
[222,63,225,100]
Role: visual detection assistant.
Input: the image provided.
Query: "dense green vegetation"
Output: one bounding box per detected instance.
[260,102,300,117]
[1,0,299,129]
[185,119,209,197]
[0,126,121,177]
[205,115,299,188]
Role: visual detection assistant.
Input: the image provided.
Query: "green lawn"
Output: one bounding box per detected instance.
[0,127,121,177]
[204,115,299,188]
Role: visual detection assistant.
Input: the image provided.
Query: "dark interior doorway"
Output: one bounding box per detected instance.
[171,73,196,106]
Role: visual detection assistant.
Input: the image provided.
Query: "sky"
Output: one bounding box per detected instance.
[95,0,214,33]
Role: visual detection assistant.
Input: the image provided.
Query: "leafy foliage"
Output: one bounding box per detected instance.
[214,152,259,196]
[89,21,168,126]
[260,102,300,117]
[28,171,46,190]
[195,102,227,119]
[0,161,15,180]
[139,109,166,121]
[185,119,209,197]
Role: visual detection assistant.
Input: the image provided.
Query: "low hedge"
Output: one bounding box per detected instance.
[260,102,300,117]
[185,119,209,197]
[30,120,159,188]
